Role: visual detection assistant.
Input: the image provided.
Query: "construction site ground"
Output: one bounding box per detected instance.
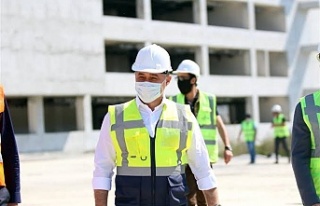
[20,152,302,206]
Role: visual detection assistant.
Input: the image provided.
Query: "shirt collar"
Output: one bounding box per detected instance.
[135,95,166,112]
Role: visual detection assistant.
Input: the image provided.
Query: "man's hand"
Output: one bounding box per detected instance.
[7,203,18,206]
[312,204,320,206]
[224,150,233,164]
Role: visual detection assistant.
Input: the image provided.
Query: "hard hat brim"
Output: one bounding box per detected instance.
[172,70,199,77]
[132,67,171,74]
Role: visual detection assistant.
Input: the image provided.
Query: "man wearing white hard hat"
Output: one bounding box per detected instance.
[291,44,320,206]
[92,45,221,206]
[271,104,290,164]
[169,59,232,206]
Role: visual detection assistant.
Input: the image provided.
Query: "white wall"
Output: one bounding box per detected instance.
[1,0,105,95]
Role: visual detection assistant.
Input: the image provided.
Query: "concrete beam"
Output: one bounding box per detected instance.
[298,1,320,10]
[300,44,318,53]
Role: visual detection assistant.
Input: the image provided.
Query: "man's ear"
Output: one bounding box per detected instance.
[166,75,172,85]
[191,77,197,84]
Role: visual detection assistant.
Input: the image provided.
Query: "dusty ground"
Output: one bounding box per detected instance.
[19,152,302,206]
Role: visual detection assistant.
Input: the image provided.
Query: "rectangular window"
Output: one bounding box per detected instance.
[103,0,137,18]
[44,97,77,132]
[6,98,29,134]
[92,96,133,130]
[217,97,245,124]
[105,42,143,73]
[152,1,194,23]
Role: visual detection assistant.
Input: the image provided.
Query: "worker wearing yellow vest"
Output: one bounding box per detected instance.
[271,104,290,164]
[237,114,257,164]
[291,45,320,206]
[92,44,221,206]
[169,59,232,206]
[0,85,21,206]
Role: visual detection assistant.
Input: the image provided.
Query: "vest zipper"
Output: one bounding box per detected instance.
[150,121,159,206]
[150,135,156,206]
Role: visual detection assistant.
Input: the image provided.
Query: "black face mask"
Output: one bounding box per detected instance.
[178,79,193,94]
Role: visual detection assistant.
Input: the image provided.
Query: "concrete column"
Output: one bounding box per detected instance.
[245,97,253,115]
[265,51,270,77]
[137,0,151,21]
[250,48,257,77]
[76,95,92,132]
[252,95,260,125]
[247,1,255,30]
[195,45,209,76]
[83,95,93,132]
[193,0,207,25]
[28,96,45,134]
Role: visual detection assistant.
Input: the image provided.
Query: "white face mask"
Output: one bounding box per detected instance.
[135,81,164,103]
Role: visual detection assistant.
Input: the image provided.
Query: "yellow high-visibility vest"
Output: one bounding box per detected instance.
[170,92,218,163]
[109,99,193,176]
[300,91,320,196]
[273,113,289,138]
[241,120,255,142]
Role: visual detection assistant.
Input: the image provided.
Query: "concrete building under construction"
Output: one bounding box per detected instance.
[1,0,319,152]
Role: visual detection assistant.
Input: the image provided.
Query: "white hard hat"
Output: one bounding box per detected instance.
[271,104,282,113]
[132,44,172,73]
[173,59,200,77]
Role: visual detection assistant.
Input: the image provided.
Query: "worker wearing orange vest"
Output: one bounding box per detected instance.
[0,85,21,205]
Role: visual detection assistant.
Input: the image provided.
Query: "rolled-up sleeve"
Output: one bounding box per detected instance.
[187,116,217,190]
[92,113,116,190]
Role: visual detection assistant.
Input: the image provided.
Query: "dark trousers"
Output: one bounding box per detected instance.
[246,141,256,163]
[0,187,10,206]
[185,165,207,206]
[274,137,290,162]
[115,175,187,206]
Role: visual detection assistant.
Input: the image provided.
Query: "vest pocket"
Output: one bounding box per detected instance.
[167,174,186,205]
[115,176,140,206]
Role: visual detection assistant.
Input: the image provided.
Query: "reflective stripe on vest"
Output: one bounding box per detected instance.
[0,85,5,186]
[241,120,255,142]
[109,99,193,176]
[273,113,289,137]
[170,92,218,162]
[300,91,320,196]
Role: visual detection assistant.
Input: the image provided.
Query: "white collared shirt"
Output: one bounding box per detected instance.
[92,96,217,191]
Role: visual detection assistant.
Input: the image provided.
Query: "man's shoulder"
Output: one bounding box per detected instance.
[166,99,192,112]
[108,99,135,109]
[166,98,186,107]
[199,90,216,98]
[300,91,320,101]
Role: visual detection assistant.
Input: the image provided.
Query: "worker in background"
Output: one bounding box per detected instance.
[0,85,21,206]
[237,114,257,164]
[291,45,320,206]
[92,45,221,206]
[271,104,290,164]
[169,59,232,206]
